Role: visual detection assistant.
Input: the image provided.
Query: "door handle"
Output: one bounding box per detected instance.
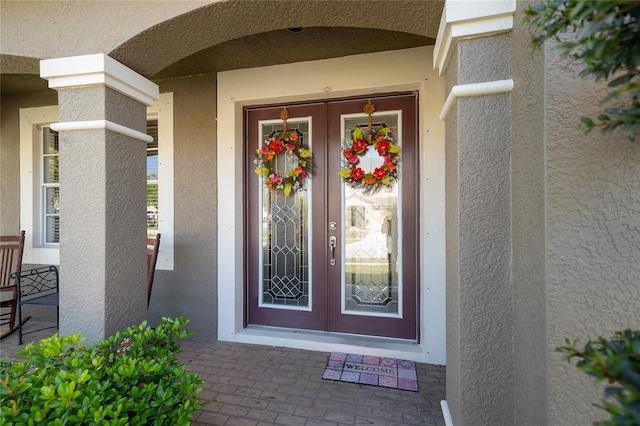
[329,236,337,266]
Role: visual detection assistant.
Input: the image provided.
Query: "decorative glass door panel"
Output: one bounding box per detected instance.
[246,95,418,339]
[341,113,401,317]
[259,121,311,309]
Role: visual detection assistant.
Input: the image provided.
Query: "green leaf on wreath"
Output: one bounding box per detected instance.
[254,167,269,176]
[338,168,353,178]
[388,143,401,154]
[298,148,312,158]
[352,126,363,141]
[377,127,390,138]
[256,149,263,156]
[382,175,391,186]
[283,182,292,197]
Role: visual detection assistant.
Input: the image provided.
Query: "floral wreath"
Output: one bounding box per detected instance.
[254,131,313,197]
[338,126,401,194]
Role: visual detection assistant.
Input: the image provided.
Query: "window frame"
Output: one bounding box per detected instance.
[41,126,60,246]
[19,93,174,269]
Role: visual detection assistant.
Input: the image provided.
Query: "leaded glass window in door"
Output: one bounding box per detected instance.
[341,113,402,317]
[259,120,311,310]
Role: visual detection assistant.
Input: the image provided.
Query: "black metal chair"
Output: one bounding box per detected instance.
[12,265,59,344]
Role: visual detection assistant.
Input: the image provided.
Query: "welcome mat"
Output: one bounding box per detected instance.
[322,352,418,392]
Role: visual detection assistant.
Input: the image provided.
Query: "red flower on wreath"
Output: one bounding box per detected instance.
[270,139,284,154]
[352,138,369,154]
[351,167,365,181]
[376,139,390,156]
[373,166,388,180]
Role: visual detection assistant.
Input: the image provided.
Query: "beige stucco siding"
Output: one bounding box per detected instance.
[0,0,211,62]
[150,75,218,339]
[444,42,460,426]
[0,92,57,235]
[510,2,547,424]
[544,37,640,425]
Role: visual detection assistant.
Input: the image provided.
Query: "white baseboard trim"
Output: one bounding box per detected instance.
[441,400,453,426]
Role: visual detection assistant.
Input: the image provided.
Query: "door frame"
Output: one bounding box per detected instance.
[217,46,446,364]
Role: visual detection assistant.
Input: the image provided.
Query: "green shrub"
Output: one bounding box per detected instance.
[557,330,640,426]
[0,317,203,425]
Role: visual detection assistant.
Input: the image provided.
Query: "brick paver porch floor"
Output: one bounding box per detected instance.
[1,321,447,425]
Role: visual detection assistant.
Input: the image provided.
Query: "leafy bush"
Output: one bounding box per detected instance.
[0,317,203,425]
[557,330,640,426]
[525,1,640,140]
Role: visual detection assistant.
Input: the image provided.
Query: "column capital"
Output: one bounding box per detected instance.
[40,53,159,106]
[433,0,516,76]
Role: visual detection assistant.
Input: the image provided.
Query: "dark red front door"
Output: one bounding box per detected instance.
[246,94,419,339]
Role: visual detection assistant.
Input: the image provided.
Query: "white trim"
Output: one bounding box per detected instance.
[441,400,453,426]
[50,120,153,143]
[40,53,159,106]
[433,0,516,76]
[20,106,60,265]
[439,79,514,120]
[147,93,175,270]
[217,46,447,365]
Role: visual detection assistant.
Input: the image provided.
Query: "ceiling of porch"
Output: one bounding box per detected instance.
[1,0,443,96]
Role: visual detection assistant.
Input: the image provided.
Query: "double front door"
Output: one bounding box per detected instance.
[245,94,418,340]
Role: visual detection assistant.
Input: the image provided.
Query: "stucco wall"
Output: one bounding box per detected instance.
[510,2,547,424]
[544,36,640,424]
[460,35,513,426]
[0,92,57,235]
[57,86,148,342]
[149,74,218,339]
[444,44,461,426]
[0,1,210,61]
[445,34,514,426]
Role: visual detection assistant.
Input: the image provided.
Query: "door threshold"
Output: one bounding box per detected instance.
[228,325,430,363]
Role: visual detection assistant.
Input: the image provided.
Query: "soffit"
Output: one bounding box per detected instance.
[153,27,434,80]
[111,0,444,78]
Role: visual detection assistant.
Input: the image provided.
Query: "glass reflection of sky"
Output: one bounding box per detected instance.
[358,148,381,174]
[147,154,158,178]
